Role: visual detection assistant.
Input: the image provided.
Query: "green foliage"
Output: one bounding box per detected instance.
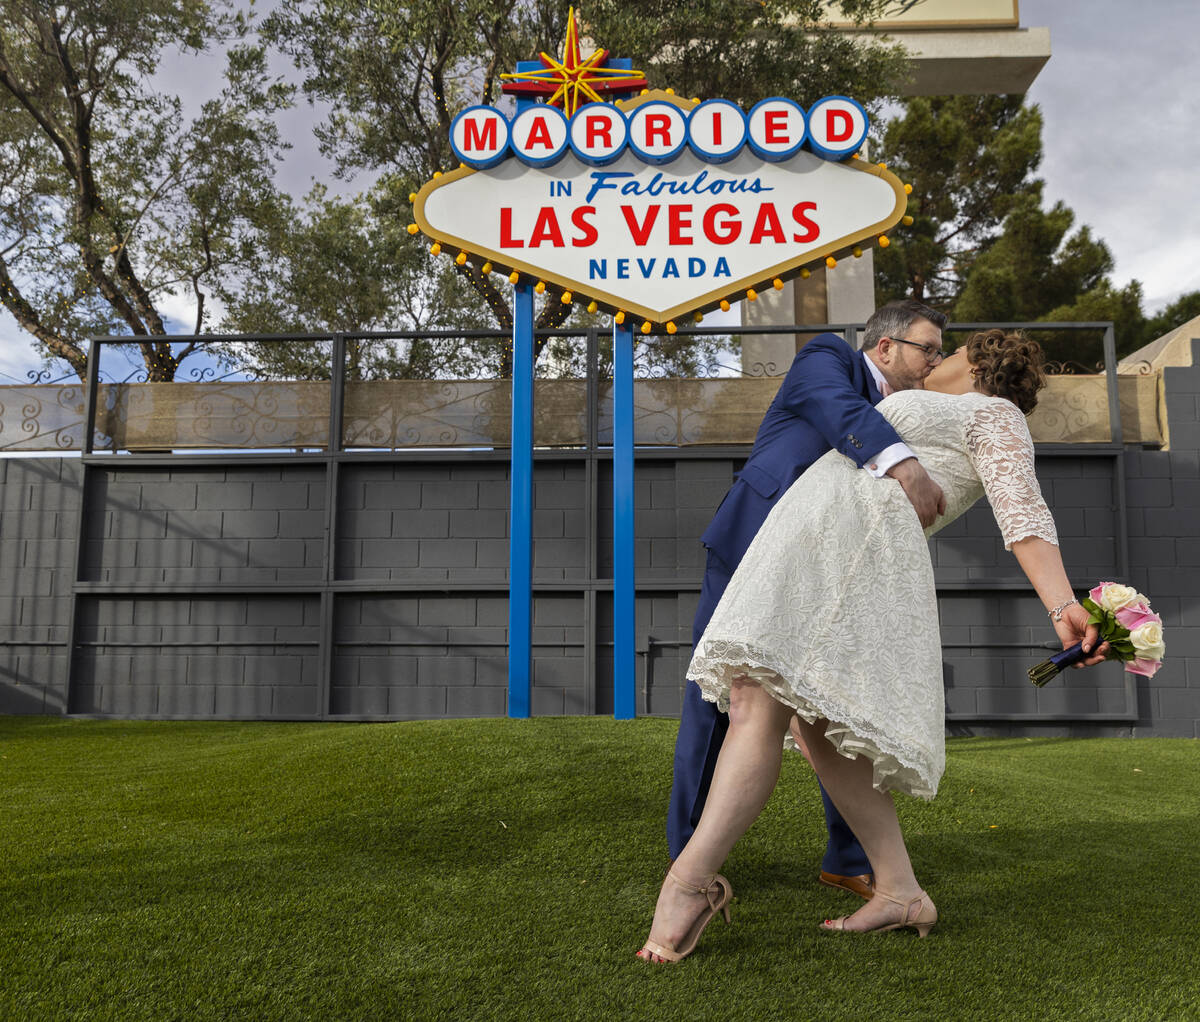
[0,0,295,380]
[1142,290,1200,343]
[876,95,1178,365]
[261,0,910,373]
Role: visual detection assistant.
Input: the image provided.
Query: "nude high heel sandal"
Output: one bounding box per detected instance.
[637,872,733,963]
[820,888,937,938]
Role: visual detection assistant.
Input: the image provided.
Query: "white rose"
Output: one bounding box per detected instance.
[1129,620,1164,654]
[1100,584,1141,613]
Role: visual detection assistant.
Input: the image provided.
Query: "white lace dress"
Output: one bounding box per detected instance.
[687,390,1059,799]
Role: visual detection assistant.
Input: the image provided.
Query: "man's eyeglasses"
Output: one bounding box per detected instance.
[888,337,945,364]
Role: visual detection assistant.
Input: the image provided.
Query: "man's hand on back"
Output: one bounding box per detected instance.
[887,458,946,528]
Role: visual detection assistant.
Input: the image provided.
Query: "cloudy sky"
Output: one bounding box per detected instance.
[1,0,1197,382]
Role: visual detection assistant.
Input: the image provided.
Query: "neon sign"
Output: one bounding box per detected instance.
[410,22,909,332]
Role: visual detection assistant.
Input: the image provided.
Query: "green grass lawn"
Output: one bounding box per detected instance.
[1,717,1197,1021]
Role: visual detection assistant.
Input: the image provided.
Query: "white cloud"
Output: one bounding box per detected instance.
[1023,0,1200,313]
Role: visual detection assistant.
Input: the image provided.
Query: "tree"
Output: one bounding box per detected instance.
[873,95,1046,310]
[262,0,909,376]
[875,94,1147,364]
[0,0,293,381]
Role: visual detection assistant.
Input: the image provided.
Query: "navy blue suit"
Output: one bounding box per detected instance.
[668,334,906,870]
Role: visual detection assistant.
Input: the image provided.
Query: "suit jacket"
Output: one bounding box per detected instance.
[700,333,903,571]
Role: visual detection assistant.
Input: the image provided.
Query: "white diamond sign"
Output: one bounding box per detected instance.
[413,92,907,325]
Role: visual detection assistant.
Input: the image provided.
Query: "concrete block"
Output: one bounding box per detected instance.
[446,686,505,717]
[221,510,279,539]
[213,684,274,717]
[357,597,420,627]
[100,684,160,716]
[476,599,510,627]
[532,509,563,538]
[272,685,320,717]
[418,656,476,686]
[532,480,578,509]
[358,538,419,568]
[450,509,508,539]
[476,480,510,509]
[139,482,198,511]
[356,655,418,687]
[418,538,477,568]
[252,480,316,510]
[532,688,564,715]
[339,510,394,539]
[197,482,252,509]
[278,510,326,537]
[534,598,581,627]
[421,480,479,508]
[360,479,427,511]
[475,539,510,568]
[474,656,508,688]
[391,685,447,716]
[331,686,389,715]
[109,510,168,540]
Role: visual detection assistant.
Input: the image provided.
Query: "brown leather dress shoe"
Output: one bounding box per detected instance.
[819,870,875,900]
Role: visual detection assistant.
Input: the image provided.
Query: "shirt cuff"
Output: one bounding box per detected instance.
[864,443,915,478]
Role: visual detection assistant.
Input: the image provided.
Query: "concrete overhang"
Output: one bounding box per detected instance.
[875,26,1052,96]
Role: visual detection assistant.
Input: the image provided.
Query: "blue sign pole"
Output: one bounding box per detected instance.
[613,321,636,719]
[508,281,534,718]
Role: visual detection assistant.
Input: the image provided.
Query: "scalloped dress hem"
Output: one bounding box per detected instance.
[688,648,939,801]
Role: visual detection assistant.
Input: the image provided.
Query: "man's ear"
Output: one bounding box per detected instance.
[875,337,893,363]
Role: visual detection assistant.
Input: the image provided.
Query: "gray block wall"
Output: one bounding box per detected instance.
[2,344,1198,734]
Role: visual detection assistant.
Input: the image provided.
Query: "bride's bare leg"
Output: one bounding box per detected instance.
[639,677,794,960]
[791,716,929,930]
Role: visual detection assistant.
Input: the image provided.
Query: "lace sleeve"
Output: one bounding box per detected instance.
[965,399,1058,550]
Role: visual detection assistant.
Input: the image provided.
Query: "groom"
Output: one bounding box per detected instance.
[668,299,949,897]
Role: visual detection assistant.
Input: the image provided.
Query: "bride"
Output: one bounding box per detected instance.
[638,329,1107,962]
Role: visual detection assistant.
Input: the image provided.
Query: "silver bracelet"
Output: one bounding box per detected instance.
[1048,598,1079,622]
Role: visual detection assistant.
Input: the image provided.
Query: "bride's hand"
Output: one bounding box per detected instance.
[1054,603,1109,668]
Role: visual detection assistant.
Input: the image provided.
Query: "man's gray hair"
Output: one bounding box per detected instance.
[861,300,947,350]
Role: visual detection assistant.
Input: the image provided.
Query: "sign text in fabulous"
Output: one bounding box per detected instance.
[499,170,817,282]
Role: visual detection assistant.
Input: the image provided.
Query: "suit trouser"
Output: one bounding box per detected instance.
[666,549,872,875]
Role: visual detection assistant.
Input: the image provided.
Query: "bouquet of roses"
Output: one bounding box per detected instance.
[1028,582,1165,687]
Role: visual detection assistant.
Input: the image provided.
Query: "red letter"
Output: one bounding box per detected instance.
[792,202,819,243]
[529,206,565,247]
[463,116,497,151]
[668,205,694,245]
[765,110,790,145]
[621,205,661,245]
[825,109,853,143]
[702,204,741,245]
[499,208,523,248]
[523,114,554,151]
[644,113,673,147]
[710,110,723,146]
[571,206,598,247]
[586,115,613,149]
[749,203,786,244]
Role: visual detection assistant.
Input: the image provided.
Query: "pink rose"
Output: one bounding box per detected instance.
[1115,607,1160,632]
[1125,657,1161,678]
[1089,583,1113,605]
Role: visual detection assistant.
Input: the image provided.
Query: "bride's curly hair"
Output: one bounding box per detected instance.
[967,329,1046,414]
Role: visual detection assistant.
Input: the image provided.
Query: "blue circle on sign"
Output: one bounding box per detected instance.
[747,97,807,162]
[627,102,689,165]
[449,106,511,170]
[567,103,629,167]
[687,99,748,164]
[807,95,869,160]
[511,105,570,168]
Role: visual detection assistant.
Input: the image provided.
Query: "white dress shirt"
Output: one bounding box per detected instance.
[863,355,916,477]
